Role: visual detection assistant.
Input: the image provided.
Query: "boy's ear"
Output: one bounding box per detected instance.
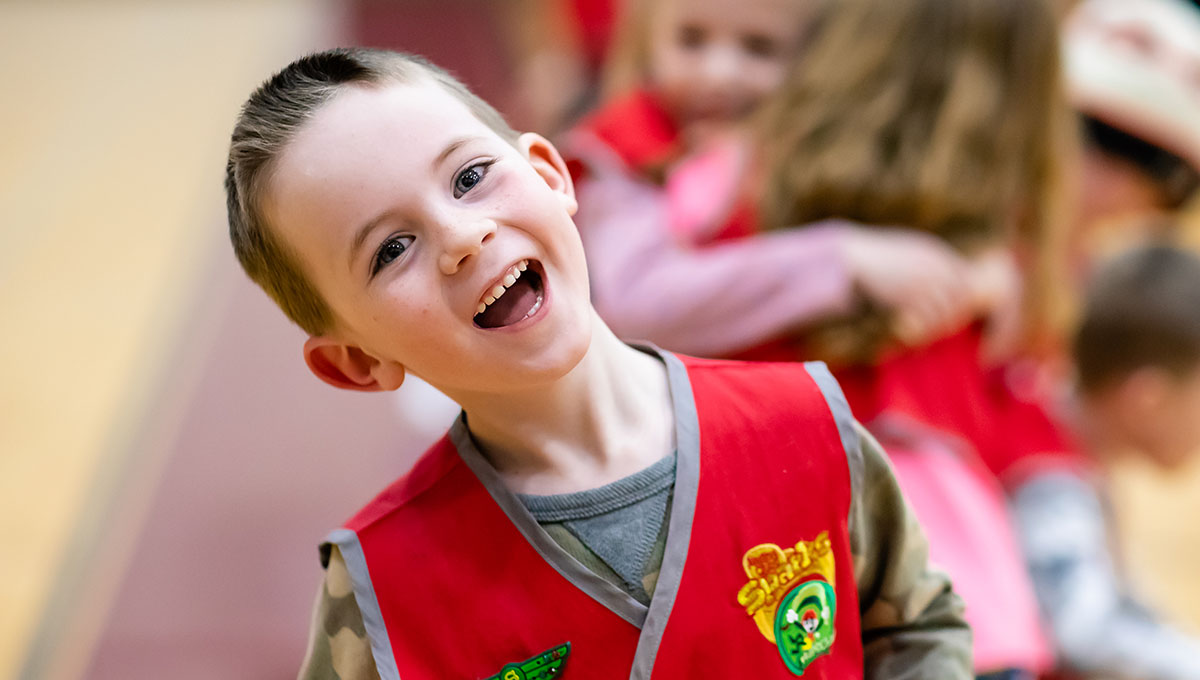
[519,132,578,215]
[303,336,406,392]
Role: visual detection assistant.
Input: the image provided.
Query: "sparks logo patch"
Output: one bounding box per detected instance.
[737,532,837,675]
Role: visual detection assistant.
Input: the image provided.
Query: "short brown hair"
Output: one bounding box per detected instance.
[1074,244,1200,393]
[225,48,519,336]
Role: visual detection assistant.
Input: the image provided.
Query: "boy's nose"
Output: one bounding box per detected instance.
[438,217,497,275]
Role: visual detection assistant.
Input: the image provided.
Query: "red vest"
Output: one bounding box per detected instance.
[326,354,863,679]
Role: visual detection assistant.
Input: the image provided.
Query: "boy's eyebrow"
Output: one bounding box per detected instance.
[349,212,393,272]
[433,136,483,170]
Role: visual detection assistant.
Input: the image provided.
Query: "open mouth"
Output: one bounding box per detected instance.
[473,259,545,329]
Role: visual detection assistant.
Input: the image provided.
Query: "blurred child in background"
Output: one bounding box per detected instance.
[665,0,1081,675]
[1062,0,1200,277]
[1013,243,1200,680]
[565,0,981,359]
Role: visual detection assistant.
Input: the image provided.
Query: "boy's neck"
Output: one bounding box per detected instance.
[447,316,676,495]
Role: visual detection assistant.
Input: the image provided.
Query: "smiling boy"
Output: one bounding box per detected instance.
[226,48,971,679]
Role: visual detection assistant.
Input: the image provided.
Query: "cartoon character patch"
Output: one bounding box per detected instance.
[737,532,837,675]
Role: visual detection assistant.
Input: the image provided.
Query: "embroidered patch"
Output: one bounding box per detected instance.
[484,642,570,680]
[737,532,837,675]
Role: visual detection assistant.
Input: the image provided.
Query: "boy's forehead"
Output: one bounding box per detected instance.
[268,79,501,217]
[264,79,507,273]
[285,79,499,170]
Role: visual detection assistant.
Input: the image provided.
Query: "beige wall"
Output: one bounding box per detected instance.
[0,3,342,677]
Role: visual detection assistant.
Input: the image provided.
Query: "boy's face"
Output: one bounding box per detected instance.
[264,80,593,396]
[647,0,806,135]
[1093,364,1200,469]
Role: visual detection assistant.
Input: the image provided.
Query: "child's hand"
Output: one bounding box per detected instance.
[968,248,1025,364]
[842,227,975,348]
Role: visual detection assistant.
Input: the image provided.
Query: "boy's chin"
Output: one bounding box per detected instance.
[441,326,595,396]
[528,322,597,385]
[525,324,594,381]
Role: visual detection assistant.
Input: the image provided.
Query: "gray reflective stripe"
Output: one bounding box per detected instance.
[450,419,648,627]
[804,361,863,525]
[325,528,402,680]
[629,349,700,680]
[804,361,859,456]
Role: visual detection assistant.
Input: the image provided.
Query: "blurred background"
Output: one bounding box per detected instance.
[1,1,1199,679]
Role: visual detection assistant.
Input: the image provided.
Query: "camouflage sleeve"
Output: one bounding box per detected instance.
[297,546,381,680]
[847,422,974,679]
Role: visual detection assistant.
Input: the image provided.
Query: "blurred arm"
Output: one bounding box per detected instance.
[574,170,856,356]
[1012,471,1200,680]
[849,423,975,679]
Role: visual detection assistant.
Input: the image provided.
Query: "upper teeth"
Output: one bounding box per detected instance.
[476,260,529,314]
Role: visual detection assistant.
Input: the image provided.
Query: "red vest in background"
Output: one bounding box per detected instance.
[566,89,682,185]
[326,355,863,679]
[698,206,1085,488]
[834,325,1086,488]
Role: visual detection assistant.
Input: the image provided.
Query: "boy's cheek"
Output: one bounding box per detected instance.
[1148,389,1200,468]
[1172,398,1200,465]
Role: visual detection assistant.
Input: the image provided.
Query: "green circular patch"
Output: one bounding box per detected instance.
[773,578,836,675]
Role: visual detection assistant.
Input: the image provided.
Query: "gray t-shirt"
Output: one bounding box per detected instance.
[518,455,676,605]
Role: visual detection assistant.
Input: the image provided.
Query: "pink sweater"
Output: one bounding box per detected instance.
[571,141,857,357]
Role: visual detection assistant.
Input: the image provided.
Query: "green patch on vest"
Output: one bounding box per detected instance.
[484,642,570,680]
[774,579,836,675]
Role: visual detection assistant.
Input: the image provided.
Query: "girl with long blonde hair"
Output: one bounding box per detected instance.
[677,0,1082,675]
[757,0,1076,364]
[564,0,982,360]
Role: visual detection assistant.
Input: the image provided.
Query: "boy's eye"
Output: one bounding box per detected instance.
[453,160,494,198]
[371,234,414,276]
